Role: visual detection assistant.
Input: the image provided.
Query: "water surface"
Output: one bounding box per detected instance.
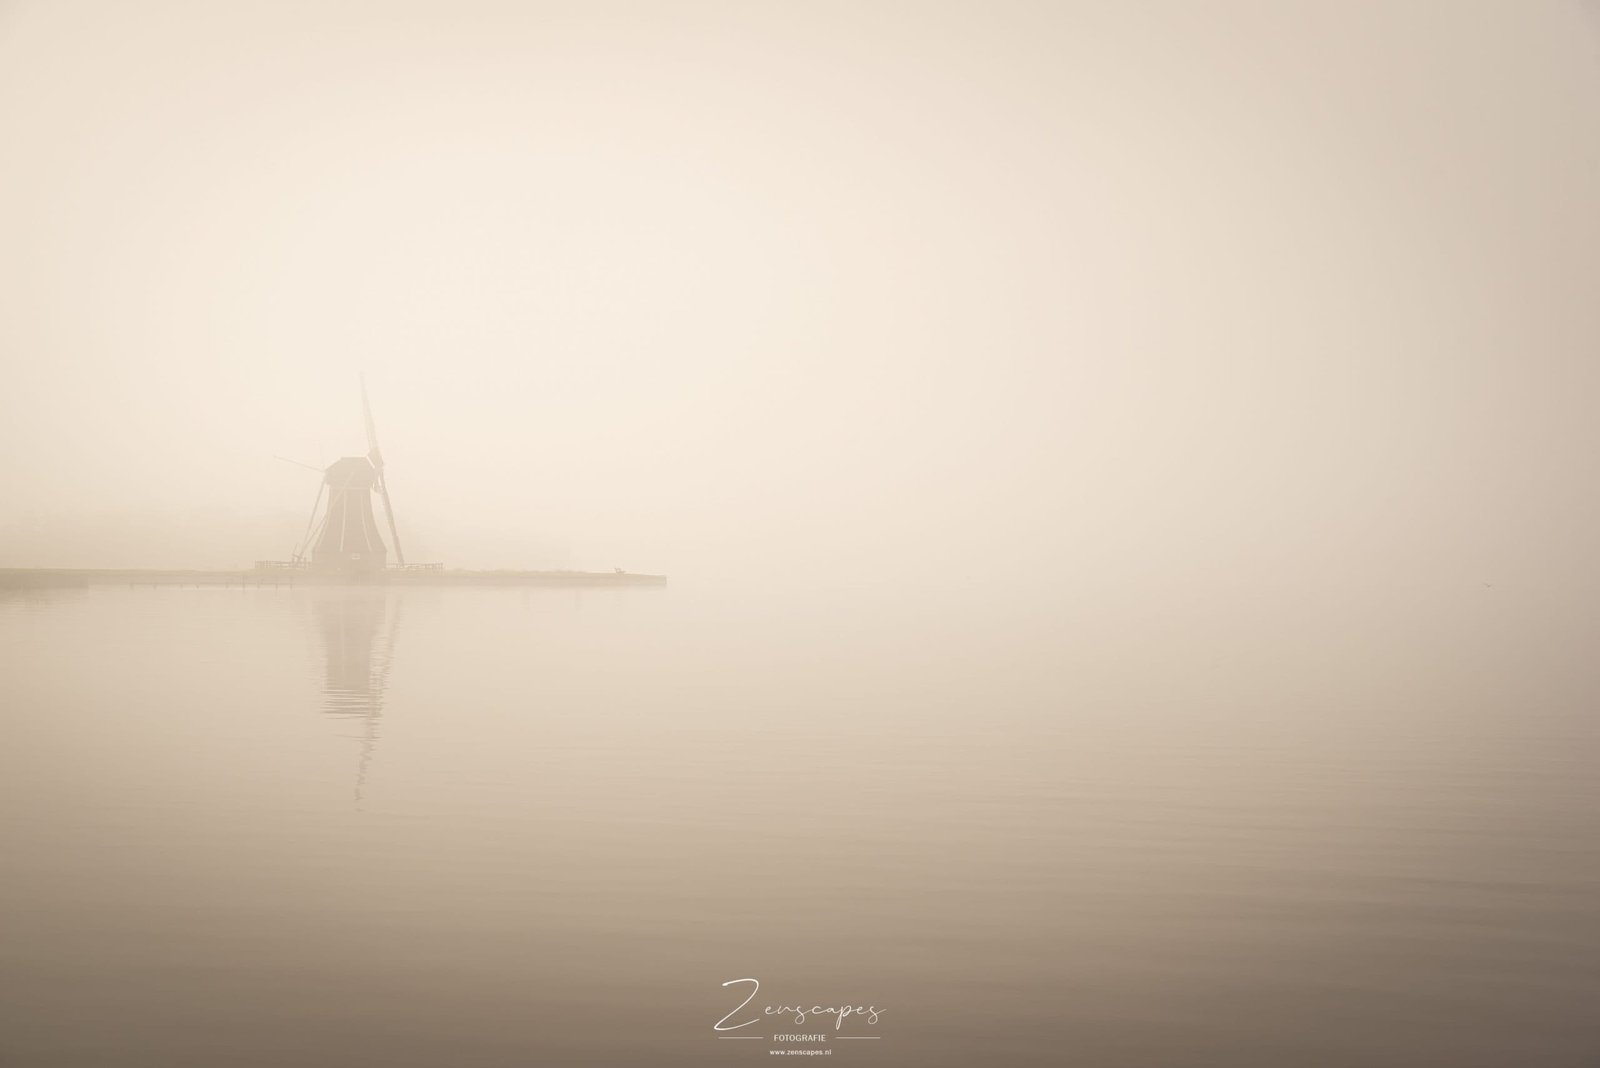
[1,582,1595,1066]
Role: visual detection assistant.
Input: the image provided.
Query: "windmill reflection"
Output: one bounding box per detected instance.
[312,590,403,801]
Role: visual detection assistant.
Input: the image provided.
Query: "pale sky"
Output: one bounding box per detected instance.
[1,1,1596,591]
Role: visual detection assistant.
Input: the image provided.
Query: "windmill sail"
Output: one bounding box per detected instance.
[362,376,406,567]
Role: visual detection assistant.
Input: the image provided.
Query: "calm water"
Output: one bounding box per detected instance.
[1,582,1596,1066]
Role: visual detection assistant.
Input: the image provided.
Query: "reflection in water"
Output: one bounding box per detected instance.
[311,590,402,801]
[3,588,1599,1066]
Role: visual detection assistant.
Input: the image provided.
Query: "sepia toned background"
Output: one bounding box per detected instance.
[2,3,1598,1066]
[1,1,1595,591]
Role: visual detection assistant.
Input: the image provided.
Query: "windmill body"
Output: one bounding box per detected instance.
[310,456,389,571]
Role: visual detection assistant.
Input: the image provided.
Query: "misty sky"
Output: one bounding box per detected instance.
[1,2,1596,588]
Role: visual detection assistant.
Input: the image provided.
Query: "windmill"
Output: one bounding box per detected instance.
[290,378,407,572]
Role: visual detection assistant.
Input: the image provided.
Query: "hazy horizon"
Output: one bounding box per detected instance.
[3,1,1597,598]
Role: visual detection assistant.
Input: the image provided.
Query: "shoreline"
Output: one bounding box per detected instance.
[0,568,667,589]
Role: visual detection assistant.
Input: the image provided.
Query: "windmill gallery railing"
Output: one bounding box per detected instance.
[254,560,444,573]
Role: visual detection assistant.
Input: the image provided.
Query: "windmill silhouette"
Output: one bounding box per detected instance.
[290,377,407,572]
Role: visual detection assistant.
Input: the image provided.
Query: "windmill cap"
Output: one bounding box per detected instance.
[324,456,379,484]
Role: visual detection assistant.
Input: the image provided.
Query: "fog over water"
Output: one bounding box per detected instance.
[1,3,1598,1066]
[2,583,1597,1066]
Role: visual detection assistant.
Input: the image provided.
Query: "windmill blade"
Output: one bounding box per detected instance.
[360,373,383,470]
[360,377,407,566]
[295,481,328,562]
[375,470,406,567]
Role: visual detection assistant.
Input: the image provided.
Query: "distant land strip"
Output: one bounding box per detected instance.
[0,568,667,589]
